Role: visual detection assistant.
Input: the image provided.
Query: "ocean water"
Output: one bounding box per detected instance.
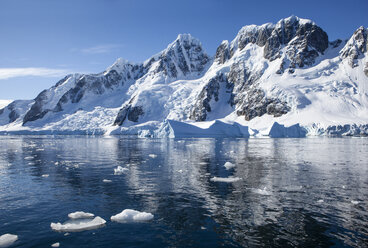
[0,136,367,247]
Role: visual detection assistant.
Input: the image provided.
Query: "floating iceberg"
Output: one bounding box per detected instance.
[51,242,60,247]
[252,187,272,196]
[210,177,241,183]
[224,162,236,170]
[103,179,112,183]
[68,211,94,219]
[111,209,154,222]
[268,122,307,138]
[155,120,250,138]
[114,166,128,175]
[0,234,18,248]
[148,154,157,158]
[51,216,106,232]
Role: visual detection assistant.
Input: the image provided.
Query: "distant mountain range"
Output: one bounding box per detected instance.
[1,16,367,137]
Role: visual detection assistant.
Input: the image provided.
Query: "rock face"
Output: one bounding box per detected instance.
[153,34,210,77]
[227,61,288,121]
[189,73,229,121]
[340,26,368,68]
[113,105,144,125]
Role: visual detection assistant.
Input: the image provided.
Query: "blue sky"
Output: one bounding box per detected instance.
[1,0,367,100]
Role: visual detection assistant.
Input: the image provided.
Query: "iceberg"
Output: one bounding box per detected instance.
[111,209,154,222]
[51,216,106,232]
[68,211,94,219]
[224,162,236,170]
[268,122,307,138]
[210,177,241,183]
[0,234,18,248]
[155,120,250,138]
[114,166,128,175]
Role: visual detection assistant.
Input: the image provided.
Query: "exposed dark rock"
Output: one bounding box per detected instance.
[8,102,20,123]
[227,61,290,121]
[364,62,368,77]
[340,26,367,68]
[23,90,50,124]
[0,107,4,116]
[237,25,274,50]
[326,124,368,136]
[215,41,230,64]
[113,105,144,125]
[189,73,227,121]
[330,39,342,48]
[264,17,328,69]
[154,34,209,77]
[235,88,290,121]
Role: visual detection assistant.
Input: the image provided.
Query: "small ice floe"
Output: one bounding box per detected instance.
[210,177,241,183]
[342,185,346,189]
[224,162,236,170]
[201,226,207,230]
[114,166,128,175]
[199,162,207,165]
[103,179,112,183]
[317,199,324,203]
[50,216,106,232]
[0,234,18,248]
[55,162,59,165]
[68,211,94,219]
[51,242,60,247]
[148,154,157,158]
[42,174,49,178]
[111,209,154,223]
[36,148,45,151]
[63,233,69,236]
[28,162,35,165]
[177,169,183,173]
[24,156,34,160]
[253,187,272,196]
[351,200,360,205]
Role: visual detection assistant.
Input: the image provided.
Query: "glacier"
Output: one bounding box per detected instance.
[0,16,368,138]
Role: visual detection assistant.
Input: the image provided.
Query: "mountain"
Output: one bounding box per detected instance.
[1,16,368,137]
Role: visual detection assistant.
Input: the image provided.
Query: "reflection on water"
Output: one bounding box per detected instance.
[0,136,367,247]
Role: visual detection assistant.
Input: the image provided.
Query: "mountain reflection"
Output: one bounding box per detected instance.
[0,136,367,247]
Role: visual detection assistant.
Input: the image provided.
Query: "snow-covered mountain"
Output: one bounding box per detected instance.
[1,16,368,137]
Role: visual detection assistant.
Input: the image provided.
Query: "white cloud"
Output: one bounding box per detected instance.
[80,44,122,54]
[0,67,70,80]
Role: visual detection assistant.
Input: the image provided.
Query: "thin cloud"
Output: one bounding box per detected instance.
[80,44,122,54]
[0,67,71,80]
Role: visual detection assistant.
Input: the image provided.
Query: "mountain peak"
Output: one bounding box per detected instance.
[276,15,315,26]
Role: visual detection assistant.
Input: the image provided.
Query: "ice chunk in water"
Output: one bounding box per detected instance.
[51,242,60,247]
[114,166,128,175]
[0,234,18,248]
[51,216,106,232]
[42,174,49,178]
[68,211,94,219]
[253,187,272,196]
[111,209,154,222]
[210,177,241,183]
[351,200,360,205]
[148,154,157,158]
[224,162,236,170]
[103,179,112,183]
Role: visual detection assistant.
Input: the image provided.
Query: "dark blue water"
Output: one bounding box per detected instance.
[0,136,367,247]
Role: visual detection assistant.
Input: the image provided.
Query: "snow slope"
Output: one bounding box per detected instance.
[0,16,367,137]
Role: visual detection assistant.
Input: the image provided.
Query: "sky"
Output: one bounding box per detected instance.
[1,0,367,100]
